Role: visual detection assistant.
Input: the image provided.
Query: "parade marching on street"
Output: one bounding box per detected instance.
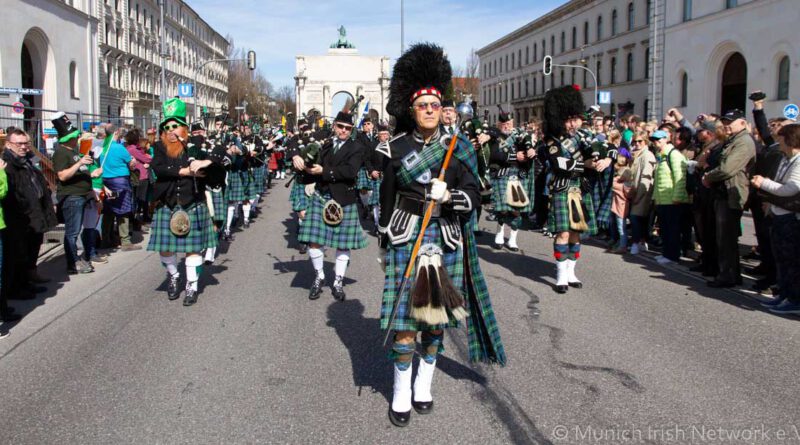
[2,0,800,442]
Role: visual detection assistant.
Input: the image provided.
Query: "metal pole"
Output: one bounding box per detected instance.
[552,62,598,107]
[159,0,166,103]
[651,0,658,120]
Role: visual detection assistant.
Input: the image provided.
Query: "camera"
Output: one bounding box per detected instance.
[748,92,766,101]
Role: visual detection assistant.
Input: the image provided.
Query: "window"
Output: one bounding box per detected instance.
[726,0,737,8]
[560,31,565,53]
[526,47,529,65]
[611,57,617,84]
[584,69,588,88]
[611,10,618,36]
[583,21,589,45]
[597,15,603,41]
[571,68,576,85]
[519,49,522,66]
[572,26,577,49]
[511,53,515,69]
[525,79,529,96]
[69,62,79,99]
[511,83,515,99]
[596,60,602,85]
[533,76,537,95]
[680,72,688,107]
[646,0,651,25]
[505,55,508,72]
[644,47,650,79]
[534,43,538,61]
[627,2,635,30]
[627,52,634,81]
[778,56,791,100]
[682,0,692,22]
[644,99,650,120]
[542,39,546,58]
[551,35,555,56]
[560,70,565,87]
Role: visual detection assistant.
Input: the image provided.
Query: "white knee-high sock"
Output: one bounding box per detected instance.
[160,254,179,277]
[204,247,216,263]
[508,229,519,248]
[185,255,203,291]
[495,224,506,244]
[225,204,236,232]
[309,248,325,279]
[335,249,350,282]
[242,203,252,223]
[413,360,437,403]
[392,364,413,413]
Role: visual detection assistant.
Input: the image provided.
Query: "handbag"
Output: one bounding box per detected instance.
[169,206,191,237]
[567,186,590,232]
[504,176,530,208]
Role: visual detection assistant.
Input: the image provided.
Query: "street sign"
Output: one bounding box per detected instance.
[598,91,612,105]
[11,102,24,113]
[177,83,194,98]
[783,103,799,120]
[43,128,57,136]
[0,87,44,95]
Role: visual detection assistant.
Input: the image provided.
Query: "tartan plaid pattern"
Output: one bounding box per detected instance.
[368,179,381,206]
[297,194,368,250]
[588,170,614,230]
[356,168,372,190]
[547,180,598,235]
[380,221,464,332]
[289,179,308,212]
[226,170,250,202]
[491,167,534,213]
[251,165,266,196]
[209,189,226,223]
[147,203,219,253]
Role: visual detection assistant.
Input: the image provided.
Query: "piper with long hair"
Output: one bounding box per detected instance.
[378,43,505,428]
[147,98,227,306]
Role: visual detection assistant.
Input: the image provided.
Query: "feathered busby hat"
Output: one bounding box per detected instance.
[387,42,452,134]
[543,84,585,138]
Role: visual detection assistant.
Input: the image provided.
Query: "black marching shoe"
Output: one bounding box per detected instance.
[309,277,323,300]
[568,281,583,289]
[298,243,308,255]
[183,287,198,306]
[388,409,411,427]
[412,400,434,414]
[167,274,181,300]
[223,232,235,242]
[243,221,250,229]
[332,277,346,301]
[554,284,568,294]
[492,242,504,250]
[505,242,519,252]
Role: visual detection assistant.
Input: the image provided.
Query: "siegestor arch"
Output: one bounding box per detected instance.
[330,90,354,117]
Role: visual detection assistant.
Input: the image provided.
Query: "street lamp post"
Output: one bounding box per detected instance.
[543,54,599,108]
[159,0,167,103]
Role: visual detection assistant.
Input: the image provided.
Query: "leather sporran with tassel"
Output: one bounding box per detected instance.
[410,244,469,325]
[567,186,589,232]
[505,176,530,208]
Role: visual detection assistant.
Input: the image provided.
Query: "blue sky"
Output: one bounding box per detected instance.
[190,0,564,91]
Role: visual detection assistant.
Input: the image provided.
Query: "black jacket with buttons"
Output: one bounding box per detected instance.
[312,138,365,207]
[150,141,226,208]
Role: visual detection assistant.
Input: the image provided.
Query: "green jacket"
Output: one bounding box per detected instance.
[704,130,756,210]
[653,143,690,205]
[0,169,7,230]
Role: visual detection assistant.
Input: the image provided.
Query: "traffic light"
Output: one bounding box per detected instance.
[543,55,553,76]
[247,50,256,70]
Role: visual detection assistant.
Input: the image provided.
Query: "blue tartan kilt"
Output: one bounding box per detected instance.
[356,168,372,190]
[297,194,368,250]
[208,189,226,223]
[368,179,381,206]
[380,220,464,332]
[589,170,614,230]
[147,203,219,253]
[547,180,598,235]
[252,165,266,195]
[226,170,250,202]
[491,168,534,213]
[289,180,308,212]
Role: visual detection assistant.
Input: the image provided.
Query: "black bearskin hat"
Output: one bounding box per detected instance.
[387,42,452,135]
[543,84,585,138]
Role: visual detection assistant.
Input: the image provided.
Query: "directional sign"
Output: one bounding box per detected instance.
[597,91,612,105]
[0,87,44,95]
[177,83,194,98]
[784,103,799,120]
[11,102,24,113]
[43,128,58,136]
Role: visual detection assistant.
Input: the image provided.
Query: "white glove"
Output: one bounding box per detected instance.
[377,247,388,272]
[429,178,451,203]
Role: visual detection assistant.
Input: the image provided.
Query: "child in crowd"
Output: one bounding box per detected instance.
[609,150,633,254]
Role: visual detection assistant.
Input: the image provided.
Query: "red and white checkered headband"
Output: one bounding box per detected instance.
[410,87,442,102]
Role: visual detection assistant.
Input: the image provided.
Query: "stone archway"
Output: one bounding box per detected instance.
[21,27,57,131]
[720,52,747,113]
[331,91,354,117]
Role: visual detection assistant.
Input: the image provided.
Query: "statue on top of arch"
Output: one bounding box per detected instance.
[330,25,356,49]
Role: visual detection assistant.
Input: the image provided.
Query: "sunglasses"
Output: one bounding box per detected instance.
[413,102,442,111]
[335,123,353,131]
[162,122,182,131]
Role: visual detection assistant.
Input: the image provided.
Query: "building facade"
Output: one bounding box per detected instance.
[96,0,229,129]
[662,0,797,120]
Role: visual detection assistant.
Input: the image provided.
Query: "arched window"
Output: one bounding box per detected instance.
[583,21,589,45]
[627,2,635,30]
[69,61,79,99]
[611,57,617,84]
[627,52,634,82]
[680,72,688,107]
[597,15,603,41]
[683,0,692,22]
[777,56,790,100]
[611,10,618,36]
[572,26,577,49]
[644,47,650,79]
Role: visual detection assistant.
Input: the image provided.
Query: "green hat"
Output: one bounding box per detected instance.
[160,97,188,129]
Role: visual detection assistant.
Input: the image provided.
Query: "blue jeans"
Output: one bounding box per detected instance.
[61,195,91,267]
[613,214,628,249]
[656,205,682,261]
[630,214,648,244]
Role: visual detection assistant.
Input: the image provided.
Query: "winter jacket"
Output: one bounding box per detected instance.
[653,143,690,205]
[704,130,756,210]
[1,150,58,234]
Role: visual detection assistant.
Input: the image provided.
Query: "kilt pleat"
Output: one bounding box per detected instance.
[379,221,464,332]
[356,168,372,190]
[209,189,226,222]
[367,179,381,206]
[289,180,308,211]
[547,179,598,235]
[147,203,219,253]
[588,170,614,230]
[297,194,368,250]
[225,170,250,202]
[251,166,266,197]
[491,167,534,213]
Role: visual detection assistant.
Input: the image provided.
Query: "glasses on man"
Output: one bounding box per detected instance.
[633,139,646,144]
[163,123,181,131]
[8,140,31,147]
[413,102,442,111]
[335,123,353,131]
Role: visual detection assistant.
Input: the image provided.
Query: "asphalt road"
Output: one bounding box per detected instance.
[1,182,797,445]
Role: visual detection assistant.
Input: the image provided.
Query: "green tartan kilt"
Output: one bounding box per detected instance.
[208,189,226,223]
[491,168,534,213]
[368,179,381,206]
[289,180,308,212]
[226,170,250,202]
[251,165,266,196]
[147,203,219,253]
[356,168,372,190]
[297,194,368,250]
[380,220,464,332]
[547,180,598,235]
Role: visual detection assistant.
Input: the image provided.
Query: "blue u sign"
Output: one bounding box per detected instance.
[178,83,194,98]
[784,104,799,120]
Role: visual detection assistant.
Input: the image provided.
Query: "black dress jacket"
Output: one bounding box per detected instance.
[151,141,226,208]
[312,137,365,207]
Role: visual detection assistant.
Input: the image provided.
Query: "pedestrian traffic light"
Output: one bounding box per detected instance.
[247,50,256,70]
[543,55,553,76]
